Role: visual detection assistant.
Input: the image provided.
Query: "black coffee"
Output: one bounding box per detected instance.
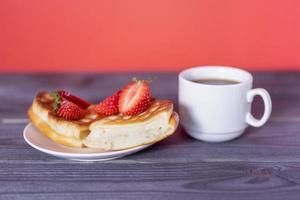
[192,78,240,85]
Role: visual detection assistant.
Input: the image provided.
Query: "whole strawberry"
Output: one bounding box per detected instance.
[58,90,91,109]
[51,91,87,120]
[118,78,152,116]
[95,91,120,116]
[57,98,85,120]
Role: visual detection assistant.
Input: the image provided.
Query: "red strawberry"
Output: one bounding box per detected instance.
[95,91,120,116]
[58,90,91,109]
[51,91,86,120]
[57,98,85,120]
[118,79,152,116]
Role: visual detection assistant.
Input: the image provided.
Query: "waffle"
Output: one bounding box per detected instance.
[28,92,179,150]
[28,92,101,147]
[83,100,179,150]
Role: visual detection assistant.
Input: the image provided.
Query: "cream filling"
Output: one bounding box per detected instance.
[83,112,171,150]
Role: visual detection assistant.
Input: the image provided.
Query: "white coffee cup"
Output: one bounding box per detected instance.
[178,66,272,142]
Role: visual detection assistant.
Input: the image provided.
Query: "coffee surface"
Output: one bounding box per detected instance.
[192,78,240,85]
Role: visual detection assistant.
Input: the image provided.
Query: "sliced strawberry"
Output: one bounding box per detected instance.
[118,80,152,116]
[58,90,91,109]
[95,91,120,116]
[57,98,85,120]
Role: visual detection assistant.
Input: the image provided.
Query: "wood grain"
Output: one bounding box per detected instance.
[0,72,300,200]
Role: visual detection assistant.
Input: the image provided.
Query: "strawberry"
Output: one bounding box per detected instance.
[95,91,120,116]
[118,79,152,116]
[56,98,85,120]
[51,91,86,120]
[58,90,91,109]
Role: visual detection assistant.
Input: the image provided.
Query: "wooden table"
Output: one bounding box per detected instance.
[0,72,300,200]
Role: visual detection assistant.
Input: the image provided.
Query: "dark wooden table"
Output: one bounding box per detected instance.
[0,72,300,200]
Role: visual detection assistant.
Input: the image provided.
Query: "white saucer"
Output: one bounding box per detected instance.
[23,123,152,161]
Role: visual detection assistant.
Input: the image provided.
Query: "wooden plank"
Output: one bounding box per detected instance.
[1,72,300,118]
[0,162,300,200]
[0,121,300,163]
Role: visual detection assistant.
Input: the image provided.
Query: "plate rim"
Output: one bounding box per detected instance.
[23,123,152,158]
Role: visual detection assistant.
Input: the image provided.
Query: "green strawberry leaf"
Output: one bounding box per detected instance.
[50,91,61,112]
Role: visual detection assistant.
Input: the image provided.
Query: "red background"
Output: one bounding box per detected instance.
[0,0,300,72]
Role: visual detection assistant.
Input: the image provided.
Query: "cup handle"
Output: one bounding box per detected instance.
[246,88,272,127]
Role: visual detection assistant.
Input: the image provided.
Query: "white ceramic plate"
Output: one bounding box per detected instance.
[23,123,152,161]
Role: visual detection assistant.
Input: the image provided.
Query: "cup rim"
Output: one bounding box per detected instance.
[179,66,253,88]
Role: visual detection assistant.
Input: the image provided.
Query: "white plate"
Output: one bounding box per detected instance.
[23,123,152,161]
